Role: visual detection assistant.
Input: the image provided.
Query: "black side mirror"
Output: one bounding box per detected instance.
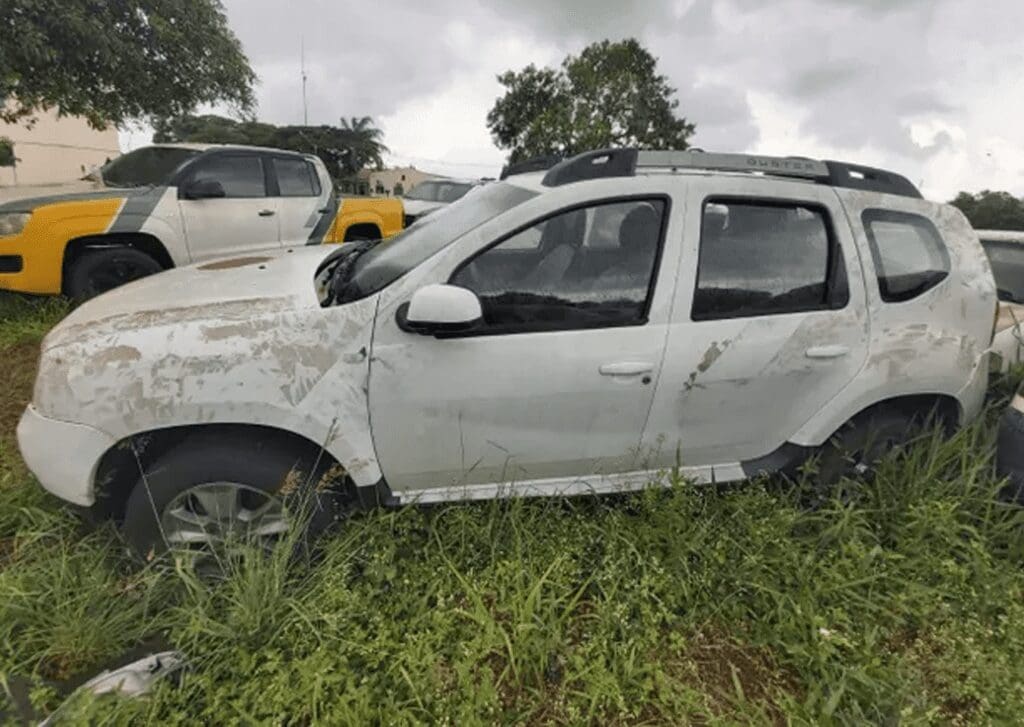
[183,179,226,200]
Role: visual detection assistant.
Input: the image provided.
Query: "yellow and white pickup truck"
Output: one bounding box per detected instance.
[0,144,403,298]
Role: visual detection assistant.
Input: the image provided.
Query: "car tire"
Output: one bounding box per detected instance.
[121,432,353,561]
[815,406,920,488]
[65,247,164,300]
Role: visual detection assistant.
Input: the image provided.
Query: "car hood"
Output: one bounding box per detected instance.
[44,246,335,351]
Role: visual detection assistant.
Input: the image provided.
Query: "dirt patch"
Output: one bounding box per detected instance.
[0,341,40,450]
[685,629,800,724]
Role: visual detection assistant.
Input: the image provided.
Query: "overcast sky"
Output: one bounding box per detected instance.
[122,0,1024,200]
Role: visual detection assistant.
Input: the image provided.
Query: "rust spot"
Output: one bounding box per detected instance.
[197,256,272,271]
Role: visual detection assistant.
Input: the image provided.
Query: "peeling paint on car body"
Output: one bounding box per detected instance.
[17,156,999,512]
[30,245,384,502]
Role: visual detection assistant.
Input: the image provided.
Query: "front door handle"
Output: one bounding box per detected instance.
[599,362,654,377]
[258,209,276,217]
[805,345,851,359]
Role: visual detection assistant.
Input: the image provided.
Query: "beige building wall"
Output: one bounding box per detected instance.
[0,106,120,187]
[363,166,441,197]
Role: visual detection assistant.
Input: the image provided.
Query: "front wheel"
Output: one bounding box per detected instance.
[121,433,351,562]
[65,247,163,300]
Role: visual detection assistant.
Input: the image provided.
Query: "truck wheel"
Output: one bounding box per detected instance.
[66,247,163,300]
[121,433,354,563]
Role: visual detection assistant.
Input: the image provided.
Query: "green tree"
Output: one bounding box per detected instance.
[0,138,13,167]
[339,116,388,173]
[154,114,388,179]
[0,0,255,128]
[487,38,695,163]
[950,191,1024,231]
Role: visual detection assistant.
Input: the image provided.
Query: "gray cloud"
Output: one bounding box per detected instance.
[211,0,1023,196]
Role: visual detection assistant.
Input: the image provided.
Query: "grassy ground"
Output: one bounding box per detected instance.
[1,293,1024,724]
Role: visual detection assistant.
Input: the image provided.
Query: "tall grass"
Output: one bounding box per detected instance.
[1,296,1022,723]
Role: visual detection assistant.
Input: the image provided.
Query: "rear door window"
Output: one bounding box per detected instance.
[187,154,267,198]
[862,210,950,302]
[692,200,847,320]
[272,157,320,197]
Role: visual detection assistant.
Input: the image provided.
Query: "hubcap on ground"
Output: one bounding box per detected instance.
[160,482,289,549]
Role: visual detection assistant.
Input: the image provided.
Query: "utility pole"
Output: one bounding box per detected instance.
[301,36,309,126]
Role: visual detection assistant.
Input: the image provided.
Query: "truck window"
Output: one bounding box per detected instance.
[188,154,266,198]
[693,200,846,320]
[273,157,320,197]
[862,210,950,302]
[980,239,1024,304]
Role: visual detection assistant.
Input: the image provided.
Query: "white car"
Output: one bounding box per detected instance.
[18,149,997,557]
[976,230,1024,371]
[400,178,483,226]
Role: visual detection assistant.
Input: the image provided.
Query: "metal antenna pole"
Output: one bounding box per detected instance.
[301,36,309,126]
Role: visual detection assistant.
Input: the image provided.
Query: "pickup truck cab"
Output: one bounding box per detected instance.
[0,144,403,298]
[18,148,997,558]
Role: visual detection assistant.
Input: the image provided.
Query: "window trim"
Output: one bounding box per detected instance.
[861,208,950,303]
[444,193,673,338]
[690,195,850,322]
[175,150,269,199]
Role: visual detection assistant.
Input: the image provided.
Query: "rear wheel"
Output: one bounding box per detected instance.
[815,406,920,489]
[121,433,353,563]
[66,247,163,300]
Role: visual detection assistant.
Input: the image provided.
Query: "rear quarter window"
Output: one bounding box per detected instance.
[862,209,950,302]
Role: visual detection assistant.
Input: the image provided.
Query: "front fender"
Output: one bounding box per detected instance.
[32,297,384,487]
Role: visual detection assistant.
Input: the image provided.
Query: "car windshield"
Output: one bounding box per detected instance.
[404,180,475,203]
[336,181,537,302]
[981,239,1024,304]
[101,147,200,188]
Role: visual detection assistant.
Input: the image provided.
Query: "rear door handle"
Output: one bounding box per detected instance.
[805,345,851,359]
[258,209,276,217]
[599,362,654,377]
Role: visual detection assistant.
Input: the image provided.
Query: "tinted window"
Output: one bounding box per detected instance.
[273,157,319,197]
[343,182,538,301]
[450,199,666,333]
[981,240,1024,304]
[405,181,474,203]
[693,200,844,320]
[863,210,950,302]
[189,154,266,198]
[102,147,199,187]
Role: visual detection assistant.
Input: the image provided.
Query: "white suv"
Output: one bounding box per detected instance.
[18,149,998,557]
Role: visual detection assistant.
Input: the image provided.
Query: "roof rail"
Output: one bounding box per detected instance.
[536,147,922,198]
[500,154,564,180]
[822,160,922,199]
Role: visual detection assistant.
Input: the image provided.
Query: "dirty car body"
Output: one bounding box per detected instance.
[18,149,998,554]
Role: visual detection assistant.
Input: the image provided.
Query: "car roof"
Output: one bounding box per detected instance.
[147,143,313,158]
[975,229,1024,243]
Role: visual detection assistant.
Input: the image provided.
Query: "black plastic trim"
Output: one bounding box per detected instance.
[541,149,639,187]
[741,441,815,479]
[0,255,23,273]
[996,404,1024,503]
[824,160,922,199]
[500,154,564,180]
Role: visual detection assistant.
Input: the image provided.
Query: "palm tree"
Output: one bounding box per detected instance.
[339,116,388,173]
